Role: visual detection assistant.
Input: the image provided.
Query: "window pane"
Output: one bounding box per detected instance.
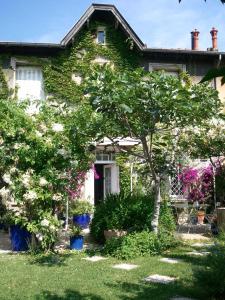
[16,66,45,101]
[97,31,105,44]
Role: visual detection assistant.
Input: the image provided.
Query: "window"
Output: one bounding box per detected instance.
[97,28,106,44]
[16,66,45,101]
[149,63,186,77]
[95,151,115,162]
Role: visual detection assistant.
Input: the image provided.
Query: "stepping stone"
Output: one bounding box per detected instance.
[192,243,213,248]
[144,274,177,284]
[186,251,210,256]
[160,258,181,264]
[82,255,107,262]
[112,263,138,270]
[0,250,11,254]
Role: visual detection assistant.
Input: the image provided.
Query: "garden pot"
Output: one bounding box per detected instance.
[10,225,31,251]
[70,235,84,250]
[73,214,91,229]
[197,211,205,225]
[104,229,127,240]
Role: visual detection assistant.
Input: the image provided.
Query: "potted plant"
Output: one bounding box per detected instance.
[3,211,31,251]
[103,215,127,240]
[197,210,205,225]
[70,200,94,229]
[69,225,84,250]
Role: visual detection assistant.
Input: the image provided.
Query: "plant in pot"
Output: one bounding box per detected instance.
[103,214,127,240]
[3,210,31,252]
[70,200,94,229]
[69,225,84,250]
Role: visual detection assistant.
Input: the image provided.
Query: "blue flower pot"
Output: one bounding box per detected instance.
[10,225,31,251]
[73,214,91,229]
[70,235,84,250]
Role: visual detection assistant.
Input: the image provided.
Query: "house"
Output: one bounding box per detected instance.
[0,4,225,205]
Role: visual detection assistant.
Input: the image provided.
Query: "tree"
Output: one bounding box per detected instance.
[86,66,221,233]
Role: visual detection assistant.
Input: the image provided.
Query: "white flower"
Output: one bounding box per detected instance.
[9,167,17,174]
[52,123,64,132]
[13,143,22,150]
[39,123,48,133]
[40,219,50,227]
[36,233,43,241]
[0,137,4,145]
[39,177,48,187]
[23,190,37,201]
[52,193,63,201]
[2,174,12,185]
[35,130,43,137]
[57,148,69,157]
[50,225,56,231]
[0,187,10,201]
[21,174,31,188]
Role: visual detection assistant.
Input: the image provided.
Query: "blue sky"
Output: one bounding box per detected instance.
[0,0,224,51]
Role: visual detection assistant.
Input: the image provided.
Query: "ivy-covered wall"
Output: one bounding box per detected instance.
[43,22,140,103]
[0,66,10,99]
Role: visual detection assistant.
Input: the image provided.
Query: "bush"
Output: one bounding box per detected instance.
[70,200,94,216]
[103,230,178,260]
[194,239,225,300]
[90,193,175,243]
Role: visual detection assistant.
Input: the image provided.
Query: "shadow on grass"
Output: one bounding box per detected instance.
[35,289,104,300]
[105,280,204,300]
[29,252,73,267]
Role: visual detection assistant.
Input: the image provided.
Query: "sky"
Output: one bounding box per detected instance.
[0,0,224,51]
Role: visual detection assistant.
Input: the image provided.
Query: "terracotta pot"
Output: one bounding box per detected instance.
[197,211,205,225]
[104,229,127,240]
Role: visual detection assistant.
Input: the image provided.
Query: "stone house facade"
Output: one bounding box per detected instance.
[0,4,224,205]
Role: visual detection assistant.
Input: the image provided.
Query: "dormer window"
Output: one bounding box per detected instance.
[97,28,106,44]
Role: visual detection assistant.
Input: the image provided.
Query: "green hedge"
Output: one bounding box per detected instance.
[90,193,175,243]
[103,230,178,260]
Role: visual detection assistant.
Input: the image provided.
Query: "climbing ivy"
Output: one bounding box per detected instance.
[43,22,140,104]
[0,67,10,99]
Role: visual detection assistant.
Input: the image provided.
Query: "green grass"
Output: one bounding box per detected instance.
[0,246,210,300]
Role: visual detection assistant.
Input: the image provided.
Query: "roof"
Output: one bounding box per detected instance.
[0,3,224,59]
[60,3,145,50]
[143,48,225,56]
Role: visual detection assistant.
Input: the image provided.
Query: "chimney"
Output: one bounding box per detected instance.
[191,29,200,50]
[210,27,218,51]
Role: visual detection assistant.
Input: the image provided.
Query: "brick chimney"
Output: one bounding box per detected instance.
[210,27,218,51]
[191,29,200,50]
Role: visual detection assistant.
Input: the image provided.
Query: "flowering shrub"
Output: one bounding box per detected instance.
[179,165,213,203]
[0,98,95,250]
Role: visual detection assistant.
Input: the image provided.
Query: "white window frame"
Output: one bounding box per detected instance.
[96,27,106,45]
[149,63,186,74]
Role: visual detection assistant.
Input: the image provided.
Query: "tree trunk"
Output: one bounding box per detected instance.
[151,177,161,234]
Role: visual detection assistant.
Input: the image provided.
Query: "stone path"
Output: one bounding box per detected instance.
[144,274,177,284]
[192,242,213,248]
[82,255,107,262]
[186,251,210,256]
[112,263,138,270]
[160,257,181,264]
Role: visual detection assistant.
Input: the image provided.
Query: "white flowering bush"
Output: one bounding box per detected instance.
[0,98,96,250]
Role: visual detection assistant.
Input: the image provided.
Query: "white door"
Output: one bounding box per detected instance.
[104,165,112,198]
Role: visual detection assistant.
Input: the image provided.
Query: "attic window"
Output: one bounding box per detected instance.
[97,28,106,44]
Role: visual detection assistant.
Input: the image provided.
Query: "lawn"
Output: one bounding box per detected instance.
[0,244,210,300]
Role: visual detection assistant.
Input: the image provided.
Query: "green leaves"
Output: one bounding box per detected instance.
[200,67,225,85]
